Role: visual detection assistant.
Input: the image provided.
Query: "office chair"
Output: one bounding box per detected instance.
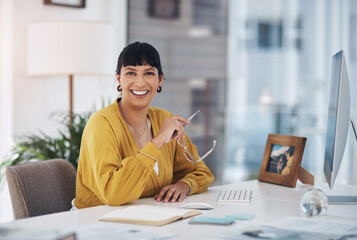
[6,159,76,219]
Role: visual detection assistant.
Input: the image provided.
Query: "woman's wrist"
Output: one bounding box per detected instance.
[181,179,193,195]
[152,137,164,150]
[176,181,190,195]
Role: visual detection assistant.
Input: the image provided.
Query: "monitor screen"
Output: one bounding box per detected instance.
[324,50,350,190]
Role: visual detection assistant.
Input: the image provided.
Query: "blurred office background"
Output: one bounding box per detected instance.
[126,0,357,186]
[1,0,356,222]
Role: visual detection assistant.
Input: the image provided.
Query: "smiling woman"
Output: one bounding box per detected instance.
[117,65,161,110]
[74,42,214,209]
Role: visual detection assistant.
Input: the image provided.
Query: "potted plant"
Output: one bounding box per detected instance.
[0,111,92,185]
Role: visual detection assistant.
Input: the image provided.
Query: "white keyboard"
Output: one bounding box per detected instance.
[217,189,252,203]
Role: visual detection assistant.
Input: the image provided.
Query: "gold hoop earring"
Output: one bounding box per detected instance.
[117,85,122,92]
[157,86,162,93]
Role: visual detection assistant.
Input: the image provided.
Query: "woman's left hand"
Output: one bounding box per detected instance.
[154,182,190,203]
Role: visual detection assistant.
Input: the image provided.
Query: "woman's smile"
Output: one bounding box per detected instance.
[131,90,149,96]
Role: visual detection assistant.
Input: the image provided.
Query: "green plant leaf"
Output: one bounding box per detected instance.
[0,109,95,185]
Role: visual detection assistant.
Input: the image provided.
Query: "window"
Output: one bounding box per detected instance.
[128,0,357,186]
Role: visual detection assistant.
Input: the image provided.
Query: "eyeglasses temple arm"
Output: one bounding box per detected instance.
[187,110,200,122]
[182,110,200,127]
[195,140,216,163]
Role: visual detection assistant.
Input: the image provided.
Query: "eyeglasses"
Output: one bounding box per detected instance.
[177,110,216,164]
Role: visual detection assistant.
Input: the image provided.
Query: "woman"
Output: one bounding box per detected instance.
[276,155,287,174]
[74,42,214,209]
[281,147,294,175]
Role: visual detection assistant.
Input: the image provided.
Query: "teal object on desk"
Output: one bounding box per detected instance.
[226,213,255,220]
[189,216,236,225]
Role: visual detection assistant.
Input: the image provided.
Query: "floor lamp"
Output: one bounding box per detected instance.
[27,21,115,123]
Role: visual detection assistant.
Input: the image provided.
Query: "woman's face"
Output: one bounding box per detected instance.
[285,150,292,161]
[117,64,163,109]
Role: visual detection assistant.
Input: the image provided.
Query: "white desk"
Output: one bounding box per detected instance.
[1,180,357,239]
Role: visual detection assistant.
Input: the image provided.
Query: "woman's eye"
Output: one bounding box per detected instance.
[145,72,155,75]
[126,72,135,76]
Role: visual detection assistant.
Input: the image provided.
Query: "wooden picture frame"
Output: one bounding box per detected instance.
[44,0,85,8]
[258,134,313,187]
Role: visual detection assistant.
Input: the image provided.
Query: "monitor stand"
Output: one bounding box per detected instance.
[351,118,357,140]
[327,119,357,205]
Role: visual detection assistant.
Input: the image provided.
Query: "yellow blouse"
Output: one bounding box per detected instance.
[281,155,293,176]
[74,100,214,209]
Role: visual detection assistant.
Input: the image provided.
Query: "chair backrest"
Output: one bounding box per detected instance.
[6,159,76,219]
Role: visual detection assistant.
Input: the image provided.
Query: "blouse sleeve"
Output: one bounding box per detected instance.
[79,112,159,206]
[172,134,215,195]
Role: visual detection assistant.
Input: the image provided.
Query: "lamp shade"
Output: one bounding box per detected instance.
[27,21,115,76]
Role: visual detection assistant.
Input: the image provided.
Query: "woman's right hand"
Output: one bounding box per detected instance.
[152,116,190,149]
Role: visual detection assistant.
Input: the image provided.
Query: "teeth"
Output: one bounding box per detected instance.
[131,90,148,96]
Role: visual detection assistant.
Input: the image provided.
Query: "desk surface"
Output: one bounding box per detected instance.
[2,180,357,239]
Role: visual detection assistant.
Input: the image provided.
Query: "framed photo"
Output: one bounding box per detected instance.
[44,0,85,8]
[258,134,307,187]
[148,0,180,19]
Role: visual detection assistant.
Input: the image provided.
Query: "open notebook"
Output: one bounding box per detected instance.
[100,205,201,226]
[217,189,252,203]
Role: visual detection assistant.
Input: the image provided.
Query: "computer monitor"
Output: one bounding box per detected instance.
[323,50,357,204]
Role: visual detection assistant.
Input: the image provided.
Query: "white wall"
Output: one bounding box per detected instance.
[0,0,127,223]
[0,0,15,224]
[0,0,14,162]
[13,0,124,138]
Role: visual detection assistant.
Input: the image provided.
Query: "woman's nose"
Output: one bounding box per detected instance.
[134,75,146,87]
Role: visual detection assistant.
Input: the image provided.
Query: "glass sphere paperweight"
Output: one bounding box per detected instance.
[300,188,328,217]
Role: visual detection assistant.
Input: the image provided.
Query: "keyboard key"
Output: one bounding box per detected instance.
[217,189,252,203]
